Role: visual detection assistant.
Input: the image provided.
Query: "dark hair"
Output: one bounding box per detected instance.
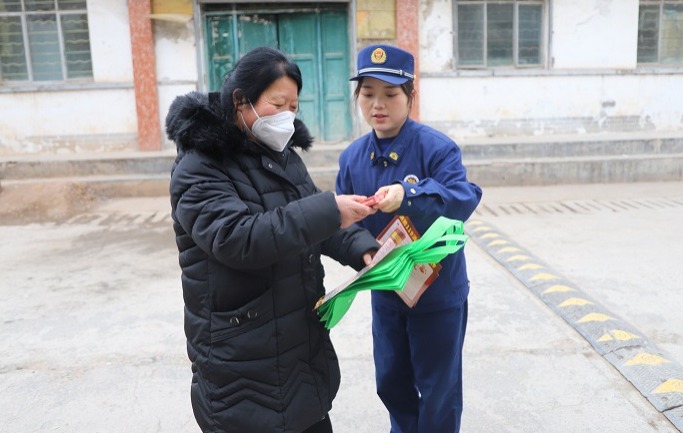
[353,77,415,106]
[220,46,303,119]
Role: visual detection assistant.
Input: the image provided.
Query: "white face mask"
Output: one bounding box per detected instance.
[242,102,296,152]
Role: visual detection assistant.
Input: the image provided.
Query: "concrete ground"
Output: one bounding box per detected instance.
[1,181,682,433]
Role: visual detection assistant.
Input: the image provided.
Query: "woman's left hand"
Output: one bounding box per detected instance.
[362,250,377,266]
[335,194,377,228]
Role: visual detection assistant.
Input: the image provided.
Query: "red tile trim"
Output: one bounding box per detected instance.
[128,0,161,151]
[396,0,420,121]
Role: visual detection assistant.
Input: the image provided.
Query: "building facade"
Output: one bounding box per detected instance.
[0,0,681,155]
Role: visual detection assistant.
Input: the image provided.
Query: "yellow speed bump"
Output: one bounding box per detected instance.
[505,255,531,262]
[654,379,683,394]
[480,233,500,239]
[624,353,671,366]
[487,240,509,247]
[529,273,559,281]
[543,285,575,294]
[577,313,614,323]
[558,297,594,307]
[517,263,543,271]
[497,247,522,253]
[472,226,493,233]
[597,330,640,342]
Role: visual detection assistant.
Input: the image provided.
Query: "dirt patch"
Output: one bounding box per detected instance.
[0,181,99,225]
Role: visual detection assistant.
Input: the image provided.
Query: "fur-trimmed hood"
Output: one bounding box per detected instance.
[165,91,313,158]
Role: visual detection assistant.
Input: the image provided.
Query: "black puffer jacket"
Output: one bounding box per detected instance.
[166,91,378,433]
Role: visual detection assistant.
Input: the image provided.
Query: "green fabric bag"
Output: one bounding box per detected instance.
[317,216,469,329]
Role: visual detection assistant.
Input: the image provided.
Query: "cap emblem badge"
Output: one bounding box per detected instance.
[371,48,387,64]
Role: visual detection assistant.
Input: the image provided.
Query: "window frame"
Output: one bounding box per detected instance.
[637,0,683,66]
[0,0,92,83]
[452,0,547,70]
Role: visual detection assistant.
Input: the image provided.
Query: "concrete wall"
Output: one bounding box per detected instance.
[0,0,139,155]
[153,18,198,149]
[89,0,134,82]
[0,0,198,155]
[418,0,683,139]
[2,0,680,156]
[552,0,639,69]
[0,88,137,154]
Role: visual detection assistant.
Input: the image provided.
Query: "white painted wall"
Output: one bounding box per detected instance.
[154,19,197,83]
[419,74,683,138]
[418,0,641,71]
[0,0,138,155]
[2,0,679,155]
[154,18,199,148]
[0,89,138,154]
[419,0,454,73]
[0,0,199,155]
[552,0,639,69]
[88,0,134,82]
[418,0,682,139]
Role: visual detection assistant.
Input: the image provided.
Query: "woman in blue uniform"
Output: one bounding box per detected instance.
[336,44,482,433]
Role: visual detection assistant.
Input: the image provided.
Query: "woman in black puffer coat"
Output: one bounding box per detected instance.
[166,47,379,433]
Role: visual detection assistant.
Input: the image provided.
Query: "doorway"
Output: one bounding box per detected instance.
[204,4,352,142]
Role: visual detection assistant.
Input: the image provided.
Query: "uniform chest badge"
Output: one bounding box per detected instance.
[404,174,419,184]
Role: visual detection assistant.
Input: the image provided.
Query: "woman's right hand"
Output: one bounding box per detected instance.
[335,194,376,228]
[374,184,405,213]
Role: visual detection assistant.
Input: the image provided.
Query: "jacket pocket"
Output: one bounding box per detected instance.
[209,288,276,360]
[205,289,282,416]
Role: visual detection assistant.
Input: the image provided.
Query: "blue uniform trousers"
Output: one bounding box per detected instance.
[372,297,468,433]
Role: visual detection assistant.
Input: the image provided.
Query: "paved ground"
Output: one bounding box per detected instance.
[1,181,682,433]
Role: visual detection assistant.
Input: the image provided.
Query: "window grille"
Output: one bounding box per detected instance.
[638,0,683,65]
[0,0,92,82]
[454,0,544,68]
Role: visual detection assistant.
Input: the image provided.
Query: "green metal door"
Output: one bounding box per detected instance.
[204,8,351,141]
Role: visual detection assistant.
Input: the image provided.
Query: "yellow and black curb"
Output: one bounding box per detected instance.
[466,219,683,431]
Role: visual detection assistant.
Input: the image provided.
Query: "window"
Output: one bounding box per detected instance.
[454,0,544,68]
[638,0,683,64]
[0,0,92,82]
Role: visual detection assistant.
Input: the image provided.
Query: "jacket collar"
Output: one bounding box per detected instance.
[369,118,414,166]
[165,91,314,159]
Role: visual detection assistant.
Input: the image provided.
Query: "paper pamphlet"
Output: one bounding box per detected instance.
[375,215,441,307]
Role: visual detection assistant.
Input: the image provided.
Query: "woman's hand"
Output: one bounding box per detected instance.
[335,194,377,228]
[362,249,377,266]
[374,184,405,213]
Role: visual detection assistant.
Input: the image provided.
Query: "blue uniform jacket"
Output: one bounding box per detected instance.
[336,119,482,312]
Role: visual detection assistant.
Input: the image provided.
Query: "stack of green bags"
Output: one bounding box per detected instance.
[317,216,469,329]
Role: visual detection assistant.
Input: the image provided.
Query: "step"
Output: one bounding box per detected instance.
[0,151,176,181]
[305,153,683,190]
[0,174,170,224]
[459,131,683,160]
[467,153,683,187]
[1,133,682,190]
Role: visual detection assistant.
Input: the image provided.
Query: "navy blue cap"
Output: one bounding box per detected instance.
[350,44,415,85]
